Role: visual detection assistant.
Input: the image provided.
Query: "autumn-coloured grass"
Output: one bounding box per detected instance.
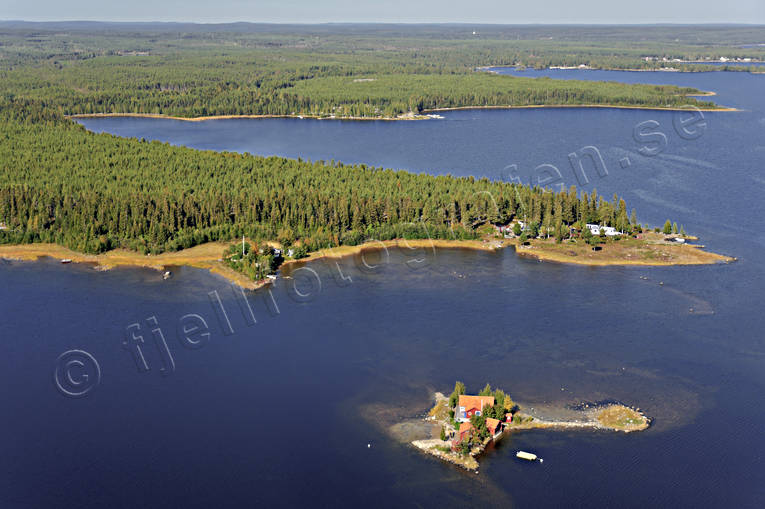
[597,405,650,431]
[512,232,734,266]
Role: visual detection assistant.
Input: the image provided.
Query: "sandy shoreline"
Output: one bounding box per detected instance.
[67,112,428,122]
[0,239,498,290]
[279,238,500,269]
[67,97,738,125]
[0,235,733,288]
[0,242,269,290]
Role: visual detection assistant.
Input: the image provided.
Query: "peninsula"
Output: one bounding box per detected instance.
[0,25,741,284]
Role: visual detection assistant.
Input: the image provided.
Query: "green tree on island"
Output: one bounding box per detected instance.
[470,414,490,440]
[449,381,466,408]
[663,220,673,234]
[555,222,567,243]
[492,388,506,407]
[290,245,309,259]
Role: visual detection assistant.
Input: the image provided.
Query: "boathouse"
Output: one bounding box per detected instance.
[486,417,501,436]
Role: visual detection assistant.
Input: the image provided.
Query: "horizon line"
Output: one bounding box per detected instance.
[2,20,765,27]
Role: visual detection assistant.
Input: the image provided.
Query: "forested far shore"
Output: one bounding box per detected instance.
[1,59,717,119]
[0,26,742,119]
[0,102,637,256]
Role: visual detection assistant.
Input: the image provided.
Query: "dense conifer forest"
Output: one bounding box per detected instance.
[3,23,754,118]
[2,24,759,257]
[0,101,632,255]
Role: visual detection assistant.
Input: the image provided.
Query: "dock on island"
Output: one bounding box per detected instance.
[516,451,538,461]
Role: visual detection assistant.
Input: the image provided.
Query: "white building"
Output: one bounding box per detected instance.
[586,223,621,237]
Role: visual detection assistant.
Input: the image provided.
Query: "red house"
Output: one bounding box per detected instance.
[456,395,495,422]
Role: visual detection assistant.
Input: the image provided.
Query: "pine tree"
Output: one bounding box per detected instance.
[449,381,466,408]
[479,383,493,396]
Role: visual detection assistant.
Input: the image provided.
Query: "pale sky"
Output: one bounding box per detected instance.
[3,0,765,24]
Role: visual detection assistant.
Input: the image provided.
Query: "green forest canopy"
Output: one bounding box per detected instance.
[0,102,634,255]
[0,25,744,118]
[1,25,740,259]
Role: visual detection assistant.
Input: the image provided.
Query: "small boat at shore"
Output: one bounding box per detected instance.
[163,271,172,280]
[60,259,72,264]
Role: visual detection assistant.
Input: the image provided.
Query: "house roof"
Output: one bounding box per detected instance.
[458,395,495,411]
[459,422,473,434]
[486,418,500,430]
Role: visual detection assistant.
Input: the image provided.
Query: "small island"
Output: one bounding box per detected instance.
[410,382,650,472]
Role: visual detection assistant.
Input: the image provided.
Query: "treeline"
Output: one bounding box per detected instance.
[0,102,633,255]
[288,74,712,117]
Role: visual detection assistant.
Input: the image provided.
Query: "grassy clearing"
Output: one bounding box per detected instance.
[512,232,734,266]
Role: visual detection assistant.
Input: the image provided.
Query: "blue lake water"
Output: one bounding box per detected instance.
[1,69,764,507]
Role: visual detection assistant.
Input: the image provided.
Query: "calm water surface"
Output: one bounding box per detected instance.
[2,69,763,508]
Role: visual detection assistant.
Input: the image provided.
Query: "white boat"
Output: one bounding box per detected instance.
[60,259,72,264]
[163,271,172,280]
[516,451,538,461]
